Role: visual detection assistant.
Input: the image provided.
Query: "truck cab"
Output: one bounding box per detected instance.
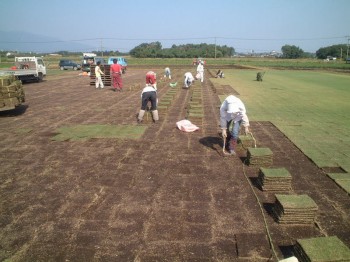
[108,57,127,73]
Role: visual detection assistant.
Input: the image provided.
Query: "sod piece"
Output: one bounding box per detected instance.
[247,147,273,167]
[272,194,318,224]
[334,180,350,195]
[327,173,350,180]
[52,124,147,141]
[238,135,255,149]
[188,112,204,118]
[294,236,350,262]
[258,167,292,192]
[275,194,317,209]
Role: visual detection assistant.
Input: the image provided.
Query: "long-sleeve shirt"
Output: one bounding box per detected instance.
[184,72,194,82]
[141,85,157,97]
[95,65,104,77]
[197,63,204,72]
[110,63,122,74]
[220,95,249,128]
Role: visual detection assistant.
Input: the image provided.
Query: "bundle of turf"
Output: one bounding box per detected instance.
[247,147,273,167]
[238,135,255,149]
[257,167,292,192]
[89,65,112,86]
[293,236,350,262]
[0,75,25,110]
[272,194,318,225]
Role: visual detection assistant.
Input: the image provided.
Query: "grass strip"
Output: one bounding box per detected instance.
[52,124,146,141]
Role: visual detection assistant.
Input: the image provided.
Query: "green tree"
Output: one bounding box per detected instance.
[316,44,348,59]
[281,45,304,58]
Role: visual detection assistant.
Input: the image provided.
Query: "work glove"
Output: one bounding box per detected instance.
[222,129,227,138]
[244,126,250,135]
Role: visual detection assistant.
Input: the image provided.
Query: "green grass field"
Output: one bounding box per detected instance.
[211,69,350,172]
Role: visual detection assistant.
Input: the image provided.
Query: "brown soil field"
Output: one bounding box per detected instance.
[0,67,349,261]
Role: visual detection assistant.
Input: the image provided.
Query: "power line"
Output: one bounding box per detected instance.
[0,35,348,44]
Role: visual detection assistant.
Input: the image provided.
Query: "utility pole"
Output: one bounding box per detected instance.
[100,38,104,57]
[214,37,217,59]
[347,36,349,59]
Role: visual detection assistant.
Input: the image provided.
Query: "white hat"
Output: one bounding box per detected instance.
[227,102,239,113]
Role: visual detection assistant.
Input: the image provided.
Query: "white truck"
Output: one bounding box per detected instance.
[0,57,46,82]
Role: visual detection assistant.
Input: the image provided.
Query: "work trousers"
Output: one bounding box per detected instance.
[112,73,122,90]
[95,76,104,88]
[141,91,157,111]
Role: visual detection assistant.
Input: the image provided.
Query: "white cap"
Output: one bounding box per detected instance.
[227,103,239,113]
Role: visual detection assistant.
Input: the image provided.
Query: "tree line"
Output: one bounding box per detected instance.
[1,43,348,60]
[281,44,349,59]
[129,42,235,58]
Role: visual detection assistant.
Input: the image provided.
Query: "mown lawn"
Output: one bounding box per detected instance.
[211,69,350,172]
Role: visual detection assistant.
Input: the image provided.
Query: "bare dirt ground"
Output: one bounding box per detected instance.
[0,67,349,261]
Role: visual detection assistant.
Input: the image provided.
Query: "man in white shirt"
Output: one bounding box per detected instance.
[220,95,250,155]
[196,61,204,83]
[184,72,195,88]
[95,61,104,89]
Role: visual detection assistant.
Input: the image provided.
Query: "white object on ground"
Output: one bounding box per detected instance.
[278,257,298,262]
[176,120,199,132]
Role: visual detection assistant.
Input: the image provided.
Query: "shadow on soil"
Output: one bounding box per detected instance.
[199,136,223,154]
[0,104,28,117]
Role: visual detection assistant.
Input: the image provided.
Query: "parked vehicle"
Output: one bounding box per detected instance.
[107,57,127,73]
[0,57,46,82]
[81,54,106,73]
[59,60,81,70]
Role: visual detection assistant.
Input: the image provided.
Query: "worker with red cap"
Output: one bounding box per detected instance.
[146,71,157,89]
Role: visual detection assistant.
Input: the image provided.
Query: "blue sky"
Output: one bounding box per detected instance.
[0,0,349,53]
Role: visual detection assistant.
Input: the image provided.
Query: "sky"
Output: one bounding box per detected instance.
[0,0,349,53]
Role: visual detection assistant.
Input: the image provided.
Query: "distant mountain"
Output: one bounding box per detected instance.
[0,31,94,53]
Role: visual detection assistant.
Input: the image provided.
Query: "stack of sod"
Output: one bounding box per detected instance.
[257,167,292,192]
[0,75,25,110]
[238,135,255,149]
[327,173,350,195]
[89,65,111,86]
[272,194,318,224]
[293,236,350,262]
[247,147,273,167]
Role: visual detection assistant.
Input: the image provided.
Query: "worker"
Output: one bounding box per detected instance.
[184,72,195,88]
[110,59,123,91]
[146,71,157,89]
[196,61,204,83]
[164,67,171,79]
[95,61,104,89]
[220,95,250,155]
[137,85,159,124]
[215,70,224,78]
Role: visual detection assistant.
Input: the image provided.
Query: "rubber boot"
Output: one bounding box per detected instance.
[137,110,145,123]
[229,139,237,155]
[151,110,159,123]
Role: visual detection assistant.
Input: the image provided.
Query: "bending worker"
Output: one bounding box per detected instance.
[164,67,171,79]
[220,95,250,155]
[184,72,195,88]
[137,85,159,123]
[146,71,157,89]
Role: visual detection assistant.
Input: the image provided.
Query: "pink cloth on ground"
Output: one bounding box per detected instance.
[176,120,199,132]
